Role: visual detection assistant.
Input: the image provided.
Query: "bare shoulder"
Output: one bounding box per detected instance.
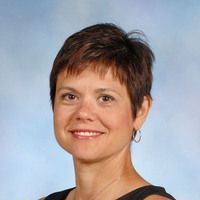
[144,195,171,200]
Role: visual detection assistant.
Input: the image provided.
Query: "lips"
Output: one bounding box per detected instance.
[69,130,104,139]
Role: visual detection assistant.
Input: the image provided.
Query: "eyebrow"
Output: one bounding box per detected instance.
[57,86,79,93]
[57,86,122,97]
[94,88,122,97]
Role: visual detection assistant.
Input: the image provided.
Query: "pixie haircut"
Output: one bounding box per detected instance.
[50,23,155,118]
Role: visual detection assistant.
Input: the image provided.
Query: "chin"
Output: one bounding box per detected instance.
[70,149,111,164]
[70,153,103,164]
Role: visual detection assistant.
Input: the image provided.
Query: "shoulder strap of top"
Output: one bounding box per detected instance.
[44,188,74,200]
[44,185,175,200]
[117,185,176,200]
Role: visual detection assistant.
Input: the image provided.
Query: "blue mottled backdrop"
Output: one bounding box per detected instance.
[0,0,200,199]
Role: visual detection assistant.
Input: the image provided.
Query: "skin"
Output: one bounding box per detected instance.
[53,67,168,200]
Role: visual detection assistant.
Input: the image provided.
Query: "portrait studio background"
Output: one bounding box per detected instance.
[0,0,200,199]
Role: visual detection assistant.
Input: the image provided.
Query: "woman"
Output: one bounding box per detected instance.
[43,23,175,200]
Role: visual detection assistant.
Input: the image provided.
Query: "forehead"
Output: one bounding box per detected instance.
[55,67,130,95]
[57,67,120,85]
[55,63,131,97]
[56,68,133,105]
[59,62,127,84]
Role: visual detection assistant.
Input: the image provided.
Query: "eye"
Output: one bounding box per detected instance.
[61,93,79,103]
[98,95,114,103]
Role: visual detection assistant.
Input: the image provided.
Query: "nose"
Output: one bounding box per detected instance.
[75,100,95,122]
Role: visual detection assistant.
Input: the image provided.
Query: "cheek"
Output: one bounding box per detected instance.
[53,106,73,152]
[118,103,133,125]
[103,105,134,134]
[118,112,133,133]
[53,107,63,128]
[53,106,71,130]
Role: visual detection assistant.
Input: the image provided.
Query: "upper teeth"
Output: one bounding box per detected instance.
[73,131,100,136]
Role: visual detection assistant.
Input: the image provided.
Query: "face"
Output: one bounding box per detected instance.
[53,68,136,163]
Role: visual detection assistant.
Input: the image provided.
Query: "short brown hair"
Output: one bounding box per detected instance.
[50,23,155,118]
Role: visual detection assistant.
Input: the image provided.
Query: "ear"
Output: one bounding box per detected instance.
[133,96,152,130]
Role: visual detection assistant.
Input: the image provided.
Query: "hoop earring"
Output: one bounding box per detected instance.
[133,130,141,143]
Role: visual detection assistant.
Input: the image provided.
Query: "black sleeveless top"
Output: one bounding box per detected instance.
[44,185,175,200]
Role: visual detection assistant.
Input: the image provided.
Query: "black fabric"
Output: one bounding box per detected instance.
[117,185,175,200]
[44,185,175,200]
[44,188,74,200]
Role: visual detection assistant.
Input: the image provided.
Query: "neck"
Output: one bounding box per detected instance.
[71,147,140,200]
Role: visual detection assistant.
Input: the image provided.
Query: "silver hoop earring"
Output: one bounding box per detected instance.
[133,130,141,143]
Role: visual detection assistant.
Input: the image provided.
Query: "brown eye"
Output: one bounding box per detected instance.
[62,93,79,104]
[99,95,114,103]
[65,94,76,100]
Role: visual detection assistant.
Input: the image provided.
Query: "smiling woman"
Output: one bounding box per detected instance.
[54,68,135,163]
[42,23,175,200]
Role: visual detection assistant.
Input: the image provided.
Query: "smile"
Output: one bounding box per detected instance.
[70,130,103,139]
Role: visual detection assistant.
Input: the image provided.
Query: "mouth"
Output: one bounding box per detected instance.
[69,130,104,139]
